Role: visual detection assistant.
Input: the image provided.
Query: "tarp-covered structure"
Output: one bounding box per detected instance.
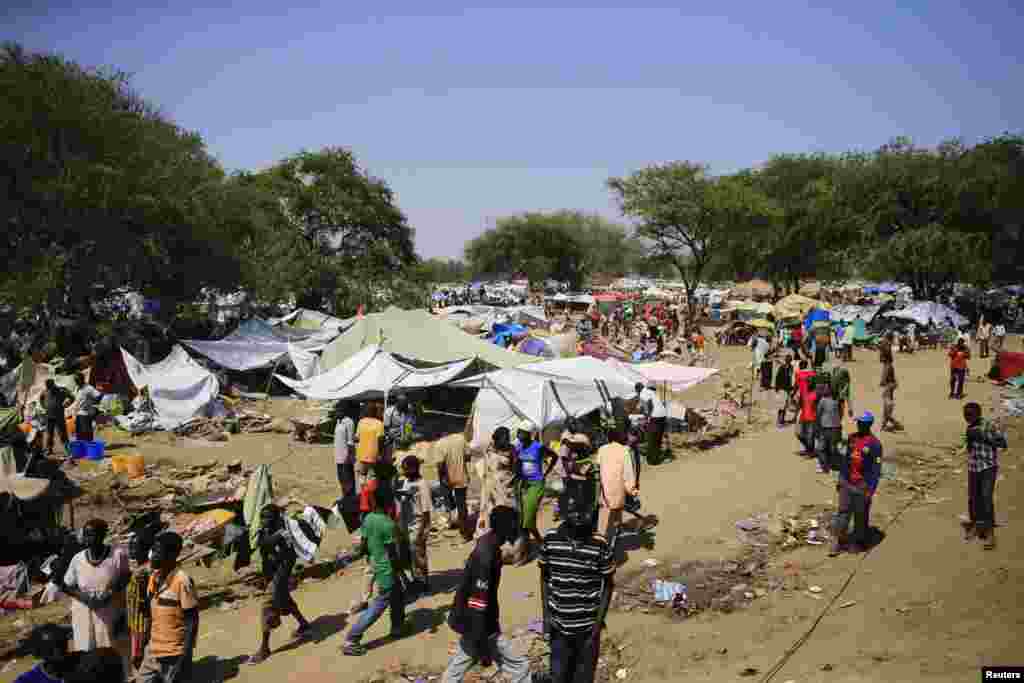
[882,301,967,328]
[183,318,340,375]
[829,304,882,324]
[121,345,220,430]
[607,360,719,392]
[269,308,351,331]
[320,307,537,372]
[515,332,577,360]
[453,356,647,450]
[774,294,827,321]
[275,345,475,402]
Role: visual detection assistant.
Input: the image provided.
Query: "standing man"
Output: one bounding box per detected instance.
[594,429,638,550]
[961,402,1007,550]
[829,413,882,555]
[72,373,102,443]
[948,339,971,400]
[796,379,818,457]
[539,484,615,683]
[992,321,1006,353]
[343,487,406,656]
[355,403,385,491]
[516,423,558,559]
[636,382,667,465]
[815,384,841,474]
[880,358,902,432]
[138,532,198,683]
[830,362,854,422]
[398,455,433,594]
[977,318,992,359]
[437,434,473,542]
[384,394,414,457]
[334,404,356,496]
[442,506,530,683]
[43,379,73,456]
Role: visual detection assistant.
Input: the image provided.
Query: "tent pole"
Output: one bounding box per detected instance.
[263,354,287,410]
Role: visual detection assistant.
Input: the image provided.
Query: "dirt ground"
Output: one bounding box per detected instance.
[3,338,1021,683]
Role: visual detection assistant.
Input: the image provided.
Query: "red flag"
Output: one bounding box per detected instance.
[356,305,365,318]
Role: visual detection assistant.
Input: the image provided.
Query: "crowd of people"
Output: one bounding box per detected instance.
[12,308,1013,683]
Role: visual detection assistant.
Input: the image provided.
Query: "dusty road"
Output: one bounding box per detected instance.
[5,340,1020,683]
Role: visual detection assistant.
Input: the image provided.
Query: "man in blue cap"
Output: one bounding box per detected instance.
[830,412,882,555]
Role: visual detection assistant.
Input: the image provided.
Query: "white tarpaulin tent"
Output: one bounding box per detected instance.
[275,345,475,401]
[269,308,352,331]
[183,318,339,374]
[829,304,882,324]
[606,360,718,392]
[452,356,646,451]
[882,301,967,328]
[120,345,220,430]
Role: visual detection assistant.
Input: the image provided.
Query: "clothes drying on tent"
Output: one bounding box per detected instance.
[274,345,475,401]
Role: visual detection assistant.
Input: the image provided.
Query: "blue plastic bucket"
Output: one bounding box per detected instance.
[84,440,106,460]
[69,440,88,459]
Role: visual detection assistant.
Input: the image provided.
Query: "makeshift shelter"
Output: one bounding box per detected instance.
[275,345,475,401]
[883,301,968,328]
[829,304,881,324]
[120,345,220,430]
[995,352,1024,382]
[732,279,774,299]
[607,360,718,392]
[774,294,825,321]
[319,307,536,372]
[515,332,576,360]
[89,346,134,396]
[182,318,339,375]
[489,323,529,349]
[452,357,646,450]
[798,281,822,297]
[804,308,831,331]
[734,302,774,321]
[270,308,352,331]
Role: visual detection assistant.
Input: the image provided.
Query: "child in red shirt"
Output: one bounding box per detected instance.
[797,387,818,456]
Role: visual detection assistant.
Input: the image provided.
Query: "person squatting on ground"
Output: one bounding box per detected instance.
[343,486,406,656]
[246,505,312,664]
[16,623,124,683]
[442,506,530,683]
[830,413,882,556]
[137,532,198,683]
[398,454,433,593]
[539,479,615,683]
[961,402,1008,550]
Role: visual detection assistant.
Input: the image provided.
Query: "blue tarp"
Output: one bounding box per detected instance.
[489,323,528,348]
[804,308,831,330]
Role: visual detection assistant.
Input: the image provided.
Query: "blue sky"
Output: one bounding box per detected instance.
[8,1,1022,258]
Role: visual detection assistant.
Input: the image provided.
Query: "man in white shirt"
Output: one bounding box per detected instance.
[73,373,103,442]
[635,382,667,465]
[334,408,356,494]
[993,323,1006,353]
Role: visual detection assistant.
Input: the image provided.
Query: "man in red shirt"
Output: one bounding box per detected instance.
[797,385,817,457]
[948,339,970,400]
[790,360,815,425]
[830,412,882,555]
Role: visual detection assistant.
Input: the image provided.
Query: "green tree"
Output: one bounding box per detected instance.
[608,162,770,322]
[0,43,255,325]
[245,147,418,314]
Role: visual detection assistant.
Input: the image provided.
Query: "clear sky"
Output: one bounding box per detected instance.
[8,1,1022,259]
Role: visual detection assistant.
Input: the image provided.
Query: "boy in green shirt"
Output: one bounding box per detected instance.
[343,487,405,656]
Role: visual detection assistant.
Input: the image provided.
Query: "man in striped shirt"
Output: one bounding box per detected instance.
[539,480,615,683]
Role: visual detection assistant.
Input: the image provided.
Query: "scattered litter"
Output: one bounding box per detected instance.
[809,585,823,593]
[641,558,660,568]
[821,664,834,671]
[735,518,761,532]
[652,580,687,603]
[615,668,630,680]
[740,667,760,677]
[839,600,858,609]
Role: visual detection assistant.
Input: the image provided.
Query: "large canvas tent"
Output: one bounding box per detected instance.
[451,357,648,450]
[319,307,536,372]
[120,345,220,430]
[607,360,719,392]
[275,345,475,401]
[774,294,827,321]
[182,318,339,375]
[269,308,352,331]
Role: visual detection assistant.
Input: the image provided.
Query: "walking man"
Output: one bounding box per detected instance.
[398,455,433,593]
[830,413,882,555]
[539,483,615,683]
[815,384,842,474]
[880,360,902,432]
[437,433,473,542]
[138,532,198,683]
[334,404,356,495]
[992,322,1006,353]
[595,429,638,550]
[343,487,405,655]
[961,403,1007,549]
[442,506,530,683]
[636,382,667,465]
[977,318,992,359]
